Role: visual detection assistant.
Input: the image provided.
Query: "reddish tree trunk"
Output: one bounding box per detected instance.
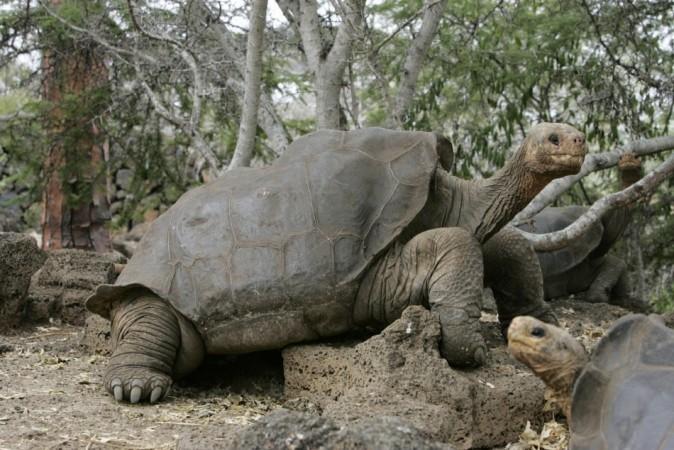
[41,6,111,252]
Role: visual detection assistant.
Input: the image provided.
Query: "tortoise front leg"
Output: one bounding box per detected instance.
[483,226,558,336]
[354,227,487,367]
[105,292,205,403]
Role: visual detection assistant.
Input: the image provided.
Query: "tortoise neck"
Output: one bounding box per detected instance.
[469,147,552,242]
[538,355,586,419]
[415,143,551,242]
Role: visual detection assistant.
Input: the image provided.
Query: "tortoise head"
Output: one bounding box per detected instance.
[520,123,586,178]
[618,153,642,187]
[507,316,588,400]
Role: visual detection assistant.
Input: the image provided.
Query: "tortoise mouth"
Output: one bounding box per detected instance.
[619,161,642,171]
[550,153,584,165]
[507,334,537,353]
[547,153,585,174]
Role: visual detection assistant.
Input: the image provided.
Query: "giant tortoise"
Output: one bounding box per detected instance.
[508,314,674,450]
[87,124,586,403]
[516,154,646,311]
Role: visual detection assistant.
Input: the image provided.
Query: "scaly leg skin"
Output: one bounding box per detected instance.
[105,292,205,403]
[354,227,487,367]
[483,226,558,338]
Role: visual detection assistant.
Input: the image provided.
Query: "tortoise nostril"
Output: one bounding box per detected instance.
[574,134,585,145]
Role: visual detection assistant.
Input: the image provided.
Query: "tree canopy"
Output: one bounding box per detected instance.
[1,0,673,305]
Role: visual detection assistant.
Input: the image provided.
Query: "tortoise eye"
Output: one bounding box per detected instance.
[531,327,545,338]
[548,133,559,145]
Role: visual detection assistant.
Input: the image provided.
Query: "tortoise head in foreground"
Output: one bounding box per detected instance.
[520,123,587,178]
[507,316,588,417]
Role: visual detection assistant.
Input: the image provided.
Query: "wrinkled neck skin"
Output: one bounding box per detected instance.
[411,146,553,243]
[535,358,585,419]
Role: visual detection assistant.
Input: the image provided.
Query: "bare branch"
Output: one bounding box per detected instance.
[297,0,323,69]
[38,0,157,65]
[229,0,268,170]
[392,0,446,126]
[134,61,221,174]
[579,0,672,93]
[191,0,290,153]
[0,110,36,123]
[370,2,438,55]
[512,135,674,224]
[127,0,222,173]
[520,151,674,251]
[275,0,301,37]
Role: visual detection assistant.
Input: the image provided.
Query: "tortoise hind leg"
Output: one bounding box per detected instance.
[105,292,205,403]
[483,226,558,337]
[586,255,650,312]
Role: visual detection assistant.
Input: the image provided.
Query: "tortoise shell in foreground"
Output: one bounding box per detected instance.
[509,313,674,450]
[571,314,674,450]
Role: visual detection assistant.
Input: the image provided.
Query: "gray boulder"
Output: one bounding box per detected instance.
[0,233,46,330]
[191,409,454,450]
[0,192,24,232]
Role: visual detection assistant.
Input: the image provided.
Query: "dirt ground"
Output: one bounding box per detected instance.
[0,325,285,449]
[0,297,627,450]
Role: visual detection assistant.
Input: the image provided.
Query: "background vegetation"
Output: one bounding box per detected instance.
[1,0,673,308]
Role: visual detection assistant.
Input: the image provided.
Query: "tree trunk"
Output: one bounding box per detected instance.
[41,0,111,251]
[229,0,268,169]
[391,0,446,127]
[282,0,363,130]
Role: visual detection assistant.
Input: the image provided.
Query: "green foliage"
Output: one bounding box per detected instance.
[652,282,674,314]
[360,0,674,177]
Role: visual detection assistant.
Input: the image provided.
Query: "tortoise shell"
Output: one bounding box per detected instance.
[87,128,452,352]
[570,314,674,449]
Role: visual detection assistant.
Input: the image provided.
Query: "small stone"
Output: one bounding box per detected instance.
[115,169,134,192]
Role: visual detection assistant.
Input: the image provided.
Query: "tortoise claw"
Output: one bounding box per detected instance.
[130,386,142,403]
[150,386,163,404]
[104,368,172,404]
[112,379,123,402]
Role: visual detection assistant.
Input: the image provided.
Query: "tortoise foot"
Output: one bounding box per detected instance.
[440,321,488,367]
[106,367,172,404]
[611,296,652,313]
[105,293,182,404]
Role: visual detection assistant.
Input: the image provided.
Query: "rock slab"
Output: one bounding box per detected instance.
[0,233,46,330]
[283,306,546,449]
[26,249,118,326]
